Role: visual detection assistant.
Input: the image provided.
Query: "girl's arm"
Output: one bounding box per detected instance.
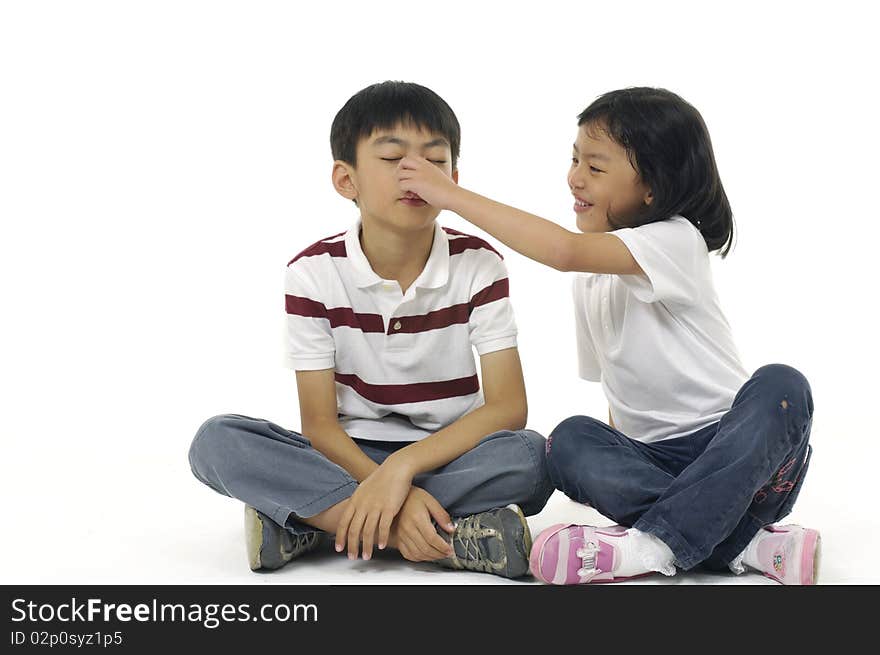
[398,156,642,275]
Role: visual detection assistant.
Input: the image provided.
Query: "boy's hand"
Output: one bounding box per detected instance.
[397,156,459,210]
[393,487,455,562]
[334,456,414,560]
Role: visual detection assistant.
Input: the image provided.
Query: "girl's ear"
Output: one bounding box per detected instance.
[644,189,654,206]
[332,161,358,202]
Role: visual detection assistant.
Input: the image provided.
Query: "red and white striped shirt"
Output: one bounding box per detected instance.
[285,220,518,442]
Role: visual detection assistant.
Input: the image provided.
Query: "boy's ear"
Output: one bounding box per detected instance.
[452,169,459,184]
[332,161,358,202]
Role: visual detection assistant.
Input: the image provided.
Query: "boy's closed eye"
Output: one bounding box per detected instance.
[380,156,447,165]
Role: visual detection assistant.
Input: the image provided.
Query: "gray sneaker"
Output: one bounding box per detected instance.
[438,504,533,578]
[244,505,323,571]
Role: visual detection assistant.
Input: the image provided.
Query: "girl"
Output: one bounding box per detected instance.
[396,87,818,585]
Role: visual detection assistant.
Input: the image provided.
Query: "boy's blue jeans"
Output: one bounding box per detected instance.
[189,415,554,535]
[545,364,813,571]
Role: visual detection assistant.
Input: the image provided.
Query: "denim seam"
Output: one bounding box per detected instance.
[712,512,765,565]
[518,430,542,503]
[634,514,698,569]
[273,480,358,525]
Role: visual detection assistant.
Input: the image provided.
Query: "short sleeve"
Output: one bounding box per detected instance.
[572,275,601,381]
[283,263,335,370]
[611,217,706,306]
[468,255,518,356]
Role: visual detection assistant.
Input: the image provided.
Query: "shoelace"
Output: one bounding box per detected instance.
[282,532,320,558]
[450,515,503,573]
[296,533,320,555]
[576,540,601,579]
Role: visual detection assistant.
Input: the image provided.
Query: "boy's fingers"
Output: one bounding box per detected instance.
[425,497,455,534]
[347,511,367,560]
[409,531,438,562]
[361,512,379,560]
[417,521,454,559]
[334,504,356,552]
[399,536,421,562]
[377,514,394,550]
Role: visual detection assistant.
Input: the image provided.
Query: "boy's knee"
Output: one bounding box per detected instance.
[515,429,554,515]
[189,414,239,471]
[520,429,548,463]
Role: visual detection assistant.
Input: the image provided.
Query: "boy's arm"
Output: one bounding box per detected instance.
[397,156,642,275]
[296,368,379,482]
[298,368,455,562]
[334,347,527,559]
[390,346,528,475]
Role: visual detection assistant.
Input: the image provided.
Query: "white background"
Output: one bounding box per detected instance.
[1,1,877,584]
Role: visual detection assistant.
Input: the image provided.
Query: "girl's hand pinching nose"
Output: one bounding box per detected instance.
[397,156,458,210]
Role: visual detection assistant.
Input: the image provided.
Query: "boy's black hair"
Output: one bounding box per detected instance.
[578,87,735,257]
[331,81,461,169]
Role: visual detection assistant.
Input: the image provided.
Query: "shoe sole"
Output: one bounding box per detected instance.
[762,526,821,585]
[801,529,821,585]
[244,505,264,571]
[509,504,533,556]
[507,504,532,578]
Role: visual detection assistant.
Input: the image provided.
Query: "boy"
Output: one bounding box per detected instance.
[188,81,553,579]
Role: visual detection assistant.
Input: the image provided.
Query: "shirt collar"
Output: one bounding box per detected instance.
[345,220,450,290]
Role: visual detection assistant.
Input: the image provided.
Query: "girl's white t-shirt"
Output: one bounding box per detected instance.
[573,216,749,443]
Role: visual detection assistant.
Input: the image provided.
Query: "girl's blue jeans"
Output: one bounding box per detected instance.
[545,364,814,571]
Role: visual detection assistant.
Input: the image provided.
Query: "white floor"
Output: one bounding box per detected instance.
[4,436,870,585]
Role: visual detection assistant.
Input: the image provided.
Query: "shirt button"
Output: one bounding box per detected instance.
[393,321,402,330]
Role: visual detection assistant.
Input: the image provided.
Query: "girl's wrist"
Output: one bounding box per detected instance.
[446,184,472,215]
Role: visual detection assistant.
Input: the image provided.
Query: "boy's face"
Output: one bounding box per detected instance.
[568,122,652,233]
[333,123,457,233]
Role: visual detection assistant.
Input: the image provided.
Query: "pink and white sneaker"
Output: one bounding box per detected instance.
[747,524,821,585]
[529,524,650,584]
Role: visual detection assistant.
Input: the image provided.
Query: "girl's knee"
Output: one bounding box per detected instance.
[753,364,812,407]
[547,415,610,462]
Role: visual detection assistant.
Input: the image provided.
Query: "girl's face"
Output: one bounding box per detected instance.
[568,122,653,233]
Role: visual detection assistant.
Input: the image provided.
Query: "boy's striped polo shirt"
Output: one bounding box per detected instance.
[284,220,518,442]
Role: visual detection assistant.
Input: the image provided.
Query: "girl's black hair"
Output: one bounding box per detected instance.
[578,87,734,257]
